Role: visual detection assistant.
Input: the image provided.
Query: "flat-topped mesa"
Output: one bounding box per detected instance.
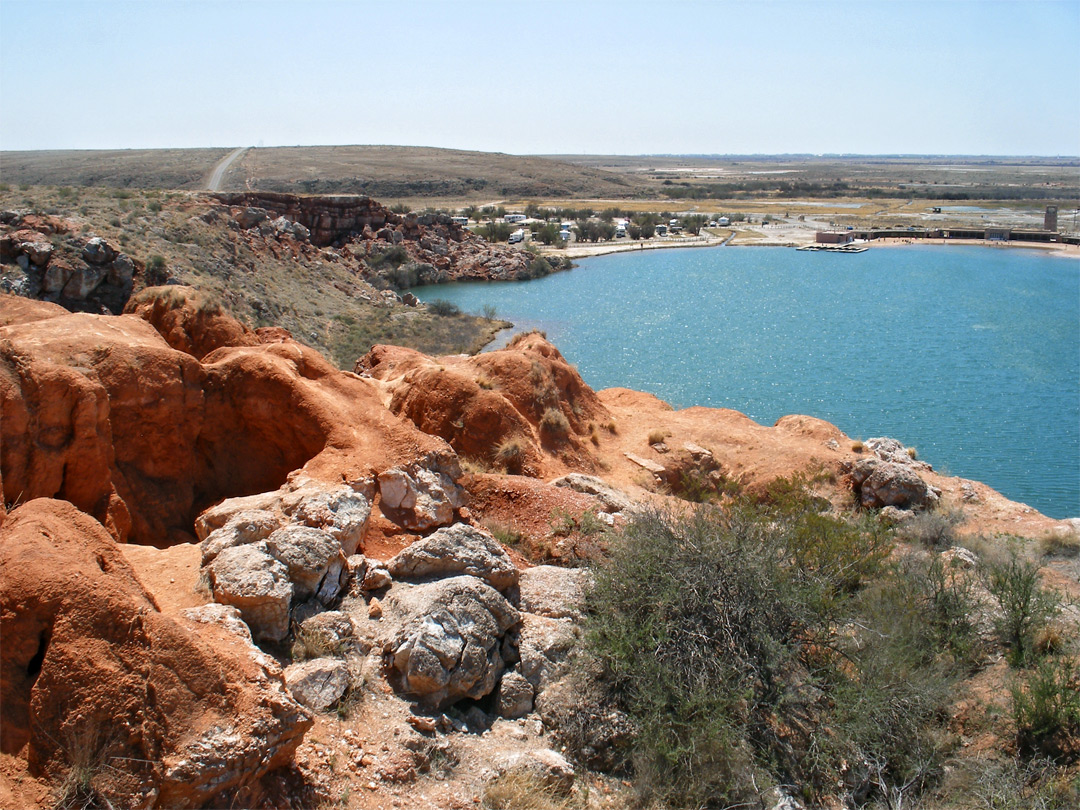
[211,191,466,247]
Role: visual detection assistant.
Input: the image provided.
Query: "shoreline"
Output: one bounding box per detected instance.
[864,236,1080,255]
[536,232,1080,259]
[540,230,732,260]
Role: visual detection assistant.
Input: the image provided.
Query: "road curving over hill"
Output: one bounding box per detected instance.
[206,146,248,191]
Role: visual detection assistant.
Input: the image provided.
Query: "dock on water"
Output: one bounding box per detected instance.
[796,244,868,253]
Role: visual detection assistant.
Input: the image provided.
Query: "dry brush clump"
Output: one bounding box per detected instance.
[576,478,1046,809]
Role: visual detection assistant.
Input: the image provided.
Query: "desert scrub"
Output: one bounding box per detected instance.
[426,298,461,317]
[646,428,669,445]
[494,437,524,474]
[550,508,577,538]
[1012,656,1080,764]
[291,623,347,661]
[1039,529,1080,559]
[583,481,966,807]
[482,769,582,810]
[483,520,525,547]
[896,507,964,548]
[982,544,1059,667]
[539,407,570,442]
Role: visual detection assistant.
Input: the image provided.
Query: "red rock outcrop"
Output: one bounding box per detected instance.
[1,290,459,546]
[1,299,201,544]
[359,332,611,476]
[123,285,261,360]
[0,498,312,808]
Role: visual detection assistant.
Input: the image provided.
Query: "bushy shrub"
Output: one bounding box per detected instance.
[982,546,1059,667]
[583,481,969,808]
[897,507,964,548]
[145,254,168,286]
[539,407,570,441]
[483,520,525,547]
[428,299,461,317]
[1013,657,1080,763]
[494,438,524,474]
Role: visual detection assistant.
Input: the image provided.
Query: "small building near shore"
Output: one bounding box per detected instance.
[816,231,854,245]
[1045,206,1058,232]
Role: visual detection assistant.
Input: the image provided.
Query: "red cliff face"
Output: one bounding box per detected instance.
[1,289,455,546]
[0,498,312,808]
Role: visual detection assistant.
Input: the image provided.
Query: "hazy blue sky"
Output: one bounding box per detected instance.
[2,0,1078,155]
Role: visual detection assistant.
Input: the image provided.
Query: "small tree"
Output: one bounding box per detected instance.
[145,254,168,286]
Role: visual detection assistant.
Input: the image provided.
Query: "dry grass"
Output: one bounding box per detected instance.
[495,437,525,474]
[539,408,571,441]
[481,770,581,810]
[1039,529,1080,559]
[647,429,670,445]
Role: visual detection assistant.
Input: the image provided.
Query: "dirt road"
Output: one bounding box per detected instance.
[205,146,247,191]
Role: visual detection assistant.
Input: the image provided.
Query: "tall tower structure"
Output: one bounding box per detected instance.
[1045,205,1058,231]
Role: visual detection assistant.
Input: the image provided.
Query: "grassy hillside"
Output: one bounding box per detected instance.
[0,184,505,367]
[0,148,232,190]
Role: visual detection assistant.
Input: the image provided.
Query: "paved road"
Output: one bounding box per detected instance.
[206,147,248,191]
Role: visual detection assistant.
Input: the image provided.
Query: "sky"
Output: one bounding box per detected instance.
[1,0,1078,156]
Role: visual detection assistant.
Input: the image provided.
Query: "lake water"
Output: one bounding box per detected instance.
[413,245,1080,519]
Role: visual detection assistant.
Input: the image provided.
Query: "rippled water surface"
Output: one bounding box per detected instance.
[414,245,1080,518]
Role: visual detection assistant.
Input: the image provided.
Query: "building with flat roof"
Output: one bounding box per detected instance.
[816,231,854,244]
[1045,206,1058,232]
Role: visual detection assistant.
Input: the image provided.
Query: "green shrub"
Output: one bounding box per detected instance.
[947,756,1079,810]
[982,546,1059,667]
[367,244,408,268]
[484,520,525,547]
[897,508,964,548]
[428,299,461,317]
[578,509,608,537]
[585,508,785,807]
[583,483,969,807]
[145,254,168,286]
[1013,657,1080,763]
[549,508,577,538]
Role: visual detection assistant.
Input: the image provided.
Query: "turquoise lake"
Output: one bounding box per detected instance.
[413,245,1080,519]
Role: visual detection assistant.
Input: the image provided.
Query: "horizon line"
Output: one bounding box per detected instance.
[1,145,1079,161]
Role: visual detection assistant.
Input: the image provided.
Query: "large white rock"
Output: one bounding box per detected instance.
[518,565,590,619]
[518,613,579,692]
[196,490,284,540]
[387,523,518,592]
[850,457,940,510]
[495,671,535,719]
[281,480,372,556]
[284,657,350,713]
[378,454,464,531]
[200,509,283,565]
[384,576,520,707]
[207,542,293,642]
[265,525,347,603]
